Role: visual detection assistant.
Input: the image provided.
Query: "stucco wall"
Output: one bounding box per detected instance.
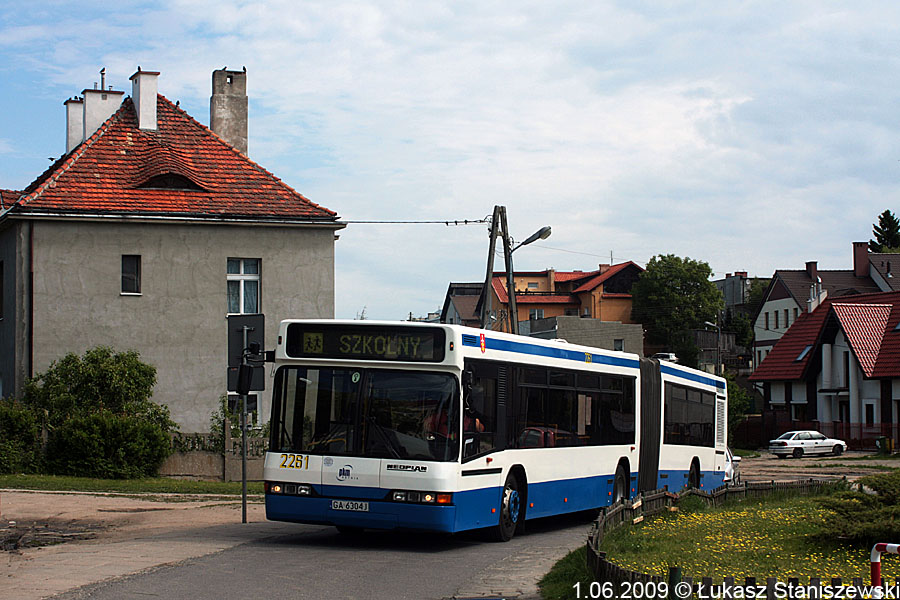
[28,219,336,432]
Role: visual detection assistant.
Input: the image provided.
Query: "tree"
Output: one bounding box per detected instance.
[631,254,724,365]
[869,209,900,253]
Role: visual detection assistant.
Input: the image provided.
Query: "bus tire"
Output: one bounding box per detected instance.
[613,463,628,503]
[688,460,700,489]
[491,473,522,542]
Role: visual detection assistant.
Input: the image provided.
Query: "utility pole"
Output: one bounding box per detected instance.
[480,205,502,330]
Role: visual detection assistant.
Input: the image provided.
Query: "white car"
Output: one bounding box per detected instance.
[651,352,678,363]
[724,447,741,484]
[768,430,847,459]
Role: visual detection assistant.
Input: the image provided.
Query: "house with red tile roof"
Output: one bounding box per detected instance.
[477,262,643,331]
[748,290,900,448]
[0,68,343,431]
[752,242,886,372]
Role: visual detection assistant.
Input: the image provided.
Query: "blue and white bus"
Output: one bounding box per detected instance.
[264,320,727,541]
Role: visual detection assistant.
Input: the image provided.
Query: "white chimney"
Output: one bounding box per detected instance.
[81,69,124,143]
[130,68,159,131]
[64,97,84,154]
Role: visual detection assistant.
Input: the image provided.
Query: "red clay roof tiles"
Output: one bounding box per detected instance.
[8,95,338,222]
[832,303,891,377]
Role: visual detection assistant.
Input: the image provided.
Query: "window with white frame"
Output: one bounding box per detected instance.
[227,258,260,314]
[528,308,544,320]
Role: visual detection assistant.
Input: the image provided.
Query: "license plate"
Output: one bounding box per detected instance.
[331,500,369,512]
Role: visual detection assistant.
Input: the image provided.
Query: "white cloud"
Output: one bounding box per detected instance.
[4,1,900,318]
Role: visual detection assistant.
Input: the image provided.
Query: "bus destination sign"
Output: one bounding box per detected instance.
[285,324,446,362]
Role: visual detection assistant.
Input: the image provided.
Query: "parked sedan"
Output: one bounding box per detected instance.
[768,430,847,458]
[724,447,741,484]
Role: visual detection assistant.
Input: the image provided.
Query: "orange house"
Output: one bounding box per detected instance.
[480,262,643,332]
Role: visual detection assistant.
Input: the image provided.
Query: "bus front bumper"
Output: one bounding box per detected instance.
[265,493,459,532]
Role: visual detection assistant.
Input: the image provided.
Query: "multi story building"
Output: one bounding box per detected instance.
[0,68,343,431]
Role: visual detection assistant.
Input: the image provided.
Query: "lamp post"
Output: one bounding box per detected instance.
[704,319,721,376]
[479,206,551,334]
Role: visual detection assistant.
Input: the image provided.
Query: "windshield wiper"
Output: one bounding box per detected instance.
[366,416,402,459]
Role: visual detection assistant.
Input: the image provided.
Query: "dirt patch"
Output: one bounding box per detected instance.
[740,451,897,482]
[1,519,105,552]
[0,489,263,552]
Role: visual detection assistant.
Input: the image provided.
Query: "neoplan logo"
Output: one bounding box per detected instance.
[386,464,428,473]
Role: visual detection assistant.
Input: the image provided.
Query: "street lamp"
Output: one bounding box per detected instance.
[704,320,721,376]
[479,206,551,334]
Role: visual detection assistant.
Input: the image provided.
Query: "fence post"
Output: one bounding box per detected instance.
[667,566,681,600]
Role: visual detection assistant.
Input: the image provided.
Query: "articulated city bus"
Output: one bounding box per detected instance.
[263,320,727,541]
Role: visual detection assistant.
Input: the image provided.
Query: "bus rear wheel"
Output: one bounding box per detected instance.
[688,461,700,489]
[613,464,628,503]
[491,474,522,542]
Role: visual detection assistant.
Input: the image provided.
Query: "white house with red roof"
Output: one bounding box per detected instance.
[0,68,344,431]
[749,290,900,448]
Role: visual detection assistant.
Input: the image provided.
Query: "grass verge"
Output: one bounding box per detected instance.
[541,489,897,598]
[539,546,593,600]
[0,474,264,496]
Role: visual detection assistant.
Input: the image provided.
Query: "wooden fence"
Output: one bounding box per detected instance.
[587,479,849,597]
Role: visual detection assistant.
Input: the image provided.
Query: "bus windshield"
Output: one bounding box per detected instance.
[270,366,460,462]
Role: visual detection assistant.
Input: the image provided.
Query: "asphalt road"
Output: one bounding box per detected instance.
[54,513,592,600]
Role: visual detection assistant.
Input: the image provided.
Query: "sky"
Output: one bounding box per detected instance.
[2,1,900,320]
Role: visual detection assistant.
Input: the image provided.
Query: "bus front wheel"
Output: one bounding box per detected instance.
[491,474,522,542]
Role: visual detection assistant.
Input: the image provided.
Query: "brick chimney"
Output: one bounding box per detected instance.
[806,261,818,281]
[210,68,248,155]
[852,241,869,277]
[130,68,159,131]
[598,264,610,274]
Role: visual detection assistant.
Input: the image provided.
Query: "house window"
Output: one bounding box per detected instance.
[794,308,799,321]
[564,308,579,316]
[227,258,260,314]
[121,255,141,294]
[784,309,789,328]
[527,282,539,290]
[774,311,779,329]
[764,312,769,329]
[865,403,875,426]
[528,308,544,320]
[613,338,624,352]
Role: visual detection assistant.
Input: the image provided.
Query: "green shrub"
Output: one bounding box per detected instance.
[23,346,168,429]
[21,346,176,478]
[816,469,900,544]
[0,399,42,474]
[45,412,170,479]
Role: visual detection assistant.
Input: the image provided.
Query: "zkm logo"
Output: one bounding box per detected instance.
[480,333,486,353]
[336,465,357,481]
